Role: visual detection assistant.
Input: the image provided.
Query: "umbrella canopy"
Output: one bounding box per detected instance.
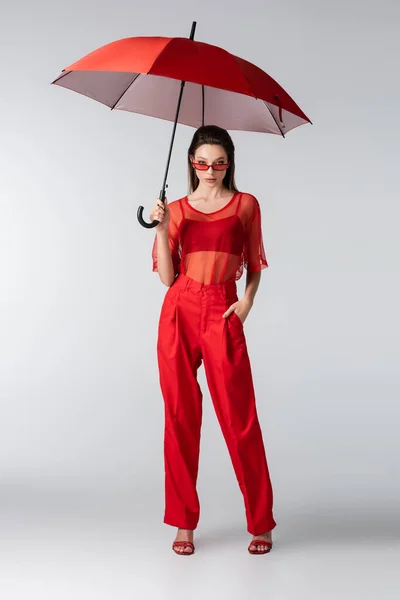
[51,22,312,227]
[52,35,311,136]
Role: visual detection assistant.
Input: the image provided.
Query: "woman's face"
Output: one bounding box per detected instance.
[190,144,229,188]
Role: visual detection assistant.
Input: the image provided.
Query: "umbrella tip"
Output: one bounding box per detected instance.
[189,21,197,40]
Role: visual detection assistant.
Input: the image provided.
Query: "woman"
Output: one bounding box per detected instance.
[150,125,276,556]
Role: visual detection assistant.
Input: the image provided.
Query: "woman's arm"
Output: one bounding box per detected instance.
[155,229,176,287]
[244,270,261,305]
[150,198,180,287]
[225,195,267,323]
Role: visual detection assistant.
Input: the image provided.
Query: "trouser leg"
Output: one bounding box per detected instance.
[157,281,203,530]
[201,292,277,536]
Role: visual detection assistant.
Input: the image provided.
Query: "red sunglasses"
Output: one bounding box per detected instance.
[191,160,230,171]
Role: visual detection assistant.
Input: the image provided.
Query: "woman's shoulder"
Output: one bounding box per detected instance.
[166,197,185,222]
[167,197,184,209]
[237,191,261,216]
[238,191,259,204]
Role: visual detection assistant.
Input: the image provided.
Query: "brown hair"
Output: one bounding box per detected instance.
[187,125,239,194]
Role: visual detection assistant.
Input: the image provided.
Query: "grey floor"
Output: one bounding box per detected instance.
[1,486,399,600]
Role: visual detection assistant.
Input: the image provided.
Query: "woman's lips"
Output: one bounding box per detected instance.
[206,178,216,182]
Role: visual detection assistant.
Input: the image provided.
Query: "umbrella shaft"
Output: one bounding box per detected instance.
[160,79,186,201]
[160,22,197,201]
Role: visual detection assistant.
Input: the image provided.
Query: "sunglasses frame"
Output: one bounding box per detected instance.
[191,160,231,172]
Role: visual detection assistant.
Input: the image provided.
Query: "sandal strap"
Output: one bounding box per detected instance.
[172,541,194,549]
[249,540,272,548]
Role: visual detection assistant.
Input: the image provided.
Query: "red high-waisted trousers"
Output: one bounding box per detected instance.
[157,272,276,535]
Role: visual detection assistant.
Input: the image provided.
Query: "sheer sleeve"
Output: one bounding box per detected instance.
[244,197,269,272]
[152,204,181,276]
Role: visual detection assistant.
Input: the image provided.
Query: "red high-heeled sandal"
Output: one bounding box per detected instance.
[248,539,273,554]
[172,540,195,555]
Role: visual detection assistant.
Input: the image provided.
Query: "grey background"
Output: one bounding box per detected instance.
[0,0,399,598]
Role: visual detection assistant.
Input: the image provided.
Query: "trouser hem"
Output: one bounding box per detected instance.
[164,516,198,530]
[247,517,277,536]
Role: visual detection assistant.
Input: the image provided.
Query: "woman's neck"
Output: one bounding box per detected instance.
[191,184,229,200]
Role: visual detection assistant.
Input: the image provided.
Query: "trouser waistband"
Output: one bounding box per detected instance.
[172,273,237,297]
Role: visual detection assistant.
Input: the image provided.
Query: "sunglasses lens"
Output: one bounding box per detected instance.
[193,163,229,171]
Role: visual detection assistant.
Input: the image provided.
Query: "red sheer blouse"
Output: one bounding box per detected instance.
[152,191,268,285]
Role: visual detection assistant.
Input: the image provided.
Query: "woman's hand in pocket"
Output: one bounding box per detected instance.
[222,298,253,324]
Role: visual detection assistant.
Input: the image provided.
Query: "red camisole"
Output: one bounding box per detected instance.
[152,191,268,285]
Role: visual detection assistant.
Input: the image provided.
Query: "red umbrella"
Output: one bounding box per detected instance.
[51,22,312,228]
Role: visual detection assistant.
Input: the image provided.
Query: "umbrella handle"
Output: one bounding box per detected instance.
[137,205,158,228]
[137,188,166,229]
